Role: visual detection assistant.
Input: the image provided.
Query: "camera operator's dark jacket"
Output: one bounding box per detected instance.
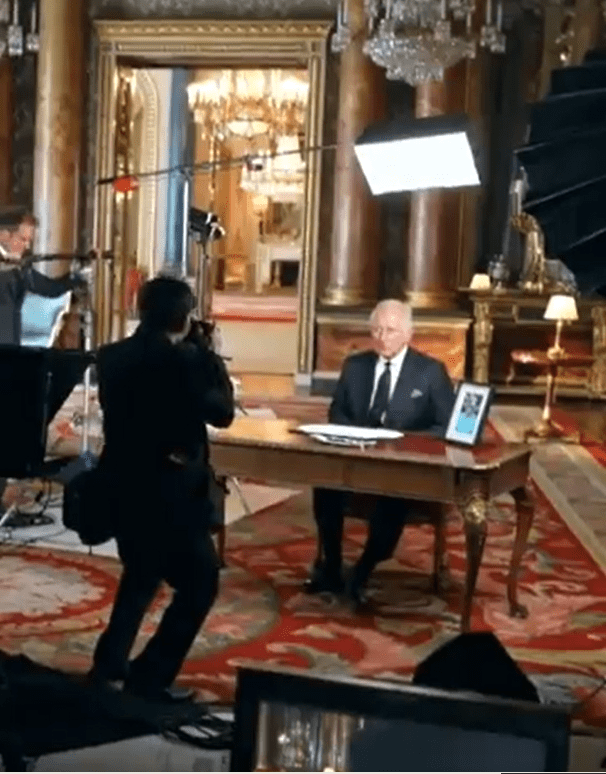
[0,264,77,346]
[96,323,235,541]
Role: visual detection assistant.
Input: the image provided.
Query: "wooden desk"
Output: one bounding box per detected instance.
[210,417,534,632]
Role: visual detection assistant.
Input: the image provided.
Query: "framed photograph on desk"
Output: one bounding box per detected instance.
[445,382,494,446]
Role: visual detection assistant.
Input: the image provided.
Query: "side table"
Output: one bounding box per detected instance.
[510,349,594,441]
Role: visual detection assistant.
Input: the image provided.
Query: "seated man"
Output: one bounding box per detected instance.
[305,299,455,606]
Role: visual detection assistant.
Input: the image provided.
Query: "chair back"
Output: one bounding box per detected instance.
[21,291,72,348]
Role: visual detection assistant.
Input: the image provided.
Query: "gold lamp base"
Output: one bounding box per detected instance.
[524,419,580,444]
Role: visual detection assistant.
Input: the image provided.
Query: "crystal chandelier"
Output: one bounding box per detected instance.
[332,0,505,86]
[240,135,306,201]
[0,0,39,58]
[186,69,309,145]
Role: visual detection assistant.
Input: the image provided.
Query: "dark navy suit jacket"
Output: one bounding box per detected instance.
[328,348,455,437]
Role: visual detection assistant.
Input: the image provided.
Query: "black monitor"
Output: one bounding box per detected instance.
[0,346,93,477]
[232,665,570,772]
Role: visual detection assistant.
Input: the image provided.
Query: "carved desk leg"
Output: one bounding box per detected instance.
[458,486,489,632]
[508,485,534,619]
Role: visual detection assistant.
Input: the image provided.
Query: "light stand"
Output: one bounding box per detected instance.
[188,207,225,322]
[72,260,97,467]
[187,209,252,525]
[193,235,212,322]
[181,171,192,279]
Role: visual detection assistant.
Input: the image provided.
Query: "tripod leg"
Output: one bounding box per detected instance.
[0,504,17,539]
[229,477,252,517]
[216,524,226,568]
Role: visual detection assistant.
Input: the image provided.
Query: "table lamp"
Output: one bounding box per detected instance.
[543,294,578,358]
[469,273,491,291]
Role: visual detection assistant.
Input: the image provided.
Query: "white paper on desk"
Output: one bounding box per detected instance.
[297,424,403,443]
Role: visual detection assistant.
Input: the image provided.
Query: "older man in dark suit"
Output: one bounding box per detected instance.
[304,299,455,605]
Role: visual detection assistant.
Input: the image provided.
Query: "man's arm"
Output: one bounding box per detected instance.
[427,361,455,437]
[0,269,22,303]
[178,341,235,429]
[328,358,355,424]
[22,266,81,298]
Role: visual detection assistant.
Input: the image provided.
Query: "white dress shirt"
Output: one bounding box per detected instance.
[368,345,408,410]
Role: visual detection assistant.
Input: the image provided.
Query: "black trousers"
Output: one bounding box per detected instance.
[313,488,410,582]
[92,527,219,691]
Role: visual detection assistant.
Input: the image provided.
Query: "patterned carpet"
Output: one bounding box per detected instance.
[3,398,606,729]
[0,460,605,726]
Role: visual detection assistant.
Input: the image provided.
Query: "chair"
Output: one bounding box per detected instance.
[21,291,73,348]
[317,494,449,592]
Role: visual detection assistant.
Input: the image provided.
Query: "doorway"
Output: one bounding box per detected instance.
[91,20,331,384]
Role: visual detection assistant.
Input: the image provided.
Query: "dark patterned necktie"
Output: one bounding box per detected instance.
[368,360,391,427]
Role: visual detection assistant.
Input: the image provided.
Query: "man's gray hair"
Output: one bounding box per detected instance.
[369,299,413,332]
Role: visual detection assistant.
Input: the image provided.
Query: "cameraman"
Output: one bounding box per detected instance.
[0,210,86,346]
[90,276,234,703]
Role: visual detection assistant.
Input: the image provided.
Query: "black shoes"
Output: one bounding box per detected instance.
[345,573,372,610]
[88,668,196,704]
[87,668,124,692]
[303,562,374,610]
[303,564,345,594]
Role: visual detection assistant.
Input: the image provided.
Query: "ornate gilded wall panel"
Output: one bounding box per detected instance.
[89,0,337,20]
[316,316,469,380]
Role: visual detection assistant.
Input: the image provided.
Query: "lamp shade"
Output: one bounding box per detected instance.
[354,114,481,195]
[469,273,491,290]
[543,294,579,321]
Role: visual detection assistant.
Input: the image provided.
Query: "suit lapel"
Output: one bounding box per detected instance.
[357,352,377,422]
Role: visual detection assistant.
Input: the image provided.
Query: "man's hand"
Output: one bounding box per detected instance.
[70,273,89,299]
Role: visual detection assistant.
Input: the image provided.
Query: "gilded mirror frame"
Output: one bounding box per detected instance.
[92,19,331,377]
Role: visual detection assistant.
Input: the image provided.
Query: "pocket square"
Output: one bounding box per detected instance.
[411,388,423,398]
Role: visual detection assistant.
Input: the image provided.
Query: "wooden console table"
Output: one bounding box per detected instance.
[462,290,606,398]
[210,417,534,632]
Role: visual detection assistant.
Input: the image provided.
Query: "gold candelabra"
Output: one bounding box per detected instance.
[511,212,548,294]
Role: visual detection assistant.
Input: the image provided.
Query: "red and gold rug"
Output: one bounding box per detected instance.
[2,481,606,723]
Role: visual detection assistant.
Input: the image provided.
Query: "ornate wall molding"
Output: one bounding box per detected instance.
[133,69,159,276]
[89,0,337,20]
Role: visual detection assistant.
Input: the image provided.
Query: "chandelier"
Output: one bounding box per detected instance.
[186,69,309,144]
[240,135,306,201]
[332,0,505,86]
[0,0,39,58]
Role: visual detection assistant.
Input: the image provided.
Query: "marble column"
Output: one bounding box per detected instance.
[0,56,12,205]
[33,0,85,276]
[407,64,469,310]
[323,0,386,306]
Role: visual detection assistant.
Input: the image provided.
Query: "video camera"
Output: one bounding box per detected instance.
[189,209,225,244]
